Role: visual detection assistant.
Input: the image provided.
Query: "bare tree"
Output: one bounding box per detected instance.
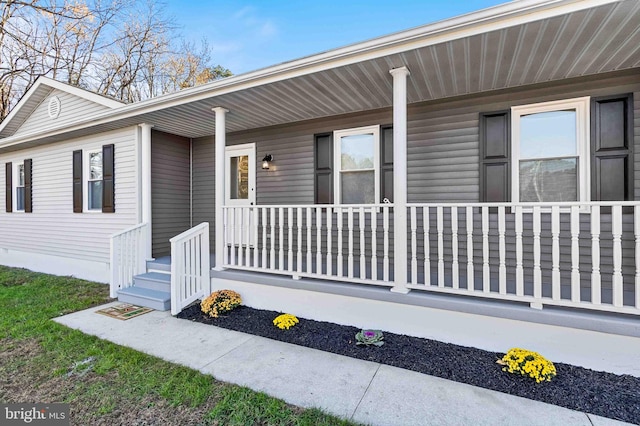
[0,0,231,120]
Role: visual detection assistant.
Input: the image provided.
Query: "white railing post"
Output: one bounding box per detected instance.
[109,236,118,298]
[390,66,410,294]
[612,205,623,307]
[170,222,210,315]
[515,205,524,296]
[635,206,640,309]
[110,222,149,299]
[591,206,601,305]
[570,205,580,303]
[213,107,228,271]
[139,124,153,260]
[451,207,459,289]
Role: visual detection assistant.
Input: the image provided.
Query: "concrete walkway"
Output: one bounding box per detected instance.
[54,302,634,426]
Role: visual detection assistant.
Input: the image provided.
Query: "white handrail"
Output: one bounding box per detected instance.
[109,222,149,298]
[170,222,210,315]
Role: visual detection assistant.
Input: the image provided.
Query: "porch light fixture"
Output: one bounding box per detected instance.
[262,154,273,170]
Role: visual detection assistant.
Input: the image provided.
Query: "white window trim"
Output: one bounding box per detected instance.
[12,162,25,212]
[84,149,103,212]
[333,125,380,205]
[511,96,590,204]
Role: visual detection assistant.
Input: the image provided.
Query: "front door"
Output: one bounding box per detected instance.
[225,143,256,246]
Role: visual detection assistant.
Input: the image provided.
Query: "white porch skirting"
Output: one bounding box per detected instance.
[0,248,110,283]
[209,275,640,377]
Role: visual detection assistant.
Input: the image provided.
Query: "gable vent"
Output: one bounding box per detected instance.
[48,96,61,119]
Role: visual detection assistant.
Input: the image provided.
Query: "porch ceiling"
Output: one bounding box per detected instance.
[147,0,639,138]
[1,0,639,152]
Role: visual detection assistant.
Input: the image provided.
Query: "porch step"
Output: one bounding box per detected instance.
[134,272,171,293]
[118,286,171,311]
[146,257,171,273]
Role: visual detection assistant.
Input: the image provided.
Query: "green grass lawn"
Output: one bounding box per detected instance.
[0,266,357,425]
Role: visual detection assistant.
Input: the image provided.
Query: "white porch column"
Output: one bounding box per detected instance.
[390,66,410,294]
[213,107,229,271]
[139,123,153,260]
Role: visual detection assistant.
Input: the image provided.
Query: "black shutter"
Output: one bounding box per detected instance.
[381,125,393,202]
[73,150,83,213]
[591,94,633,201]
[314,133,333,204]
[5,162,12,213]
[24,159,32,213]
[102,144,115,213]
[479,111,511,202]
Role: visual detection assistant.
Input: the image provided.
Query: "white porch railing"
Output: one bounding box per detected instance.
[170,222,210,315]
[407,202,640,315]
[221,204,394,286]
[109,222,149,298]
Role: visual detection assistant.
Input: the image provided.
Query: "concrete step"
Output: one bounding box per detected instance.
[146,257,171,273]
[134,272,171,293]
[118,286,171,311]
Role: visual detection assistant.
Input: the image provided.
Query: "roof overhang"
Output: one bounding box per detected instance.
[0,0,638,152]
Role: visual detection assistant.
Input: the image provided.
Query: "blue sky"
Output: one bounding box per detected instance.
[163,0,508,75]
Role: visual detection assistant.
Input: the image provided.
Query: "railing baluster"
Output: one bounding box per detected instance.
[245,208,251,267]
[451,206,459,290]
[515,206,523,296]
[437,206,444,287]
[359,207,366,279]
[466,206,473,292]
[482,206,490,294]
[348,207,354,279]
[288,207,293,272]
[591,206,601,305]
[532,206,542,308]
[635,206,640,309]
[296,207,302,277]
[327,207,333,277]
[570,205,580,303]
[424,206,430,286]
[410,206,417,285]
[279,207,284,271]
[612,205,623,307]
[270,207,276,270]
[306,208,312,274]
[237,208,244,267]
[383,207,389,282]
[498,206,506,295]
[337,207,343,278]
[253,208,259,268]
[371,207,377,281]
[230,207,236,266]
[551,205,561,301]
[261,208,267,269]
[317,207,323,276]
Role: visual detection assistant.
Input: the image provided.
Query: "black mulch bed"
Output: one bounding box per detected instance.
[178,304,640,424]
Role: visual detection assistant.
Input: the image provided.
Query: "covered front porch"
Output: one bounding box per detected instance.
[103,0,640,330]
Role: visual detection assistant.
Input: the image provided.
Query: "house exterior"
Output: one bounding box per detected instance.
[1,0,639,338]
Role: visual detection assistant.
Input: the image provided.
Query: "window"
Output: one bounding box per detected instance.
[87,150,103,210]
[334,125,380,204]
[15,163,25,211]
[511,97,590,203]
[5,159,31,213]
[73,145,114,213]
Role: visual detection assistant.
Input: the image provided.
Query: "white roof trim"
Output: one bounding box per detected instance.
[0,0,626,149]
[0,76,124,136]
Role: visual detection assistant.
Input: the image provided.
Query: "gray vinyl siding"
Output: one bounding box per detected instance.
[192,138,215,244]
[151,130,191,257]
[0,127,138,262]
[14,89,112,137]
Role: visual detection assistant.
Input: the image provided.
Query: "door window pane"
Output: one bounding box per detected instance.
[520,110,576,159]
[519,158,577,202]
[229,155,249,200]
[341,134,374,170]
[341,171,375,204]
